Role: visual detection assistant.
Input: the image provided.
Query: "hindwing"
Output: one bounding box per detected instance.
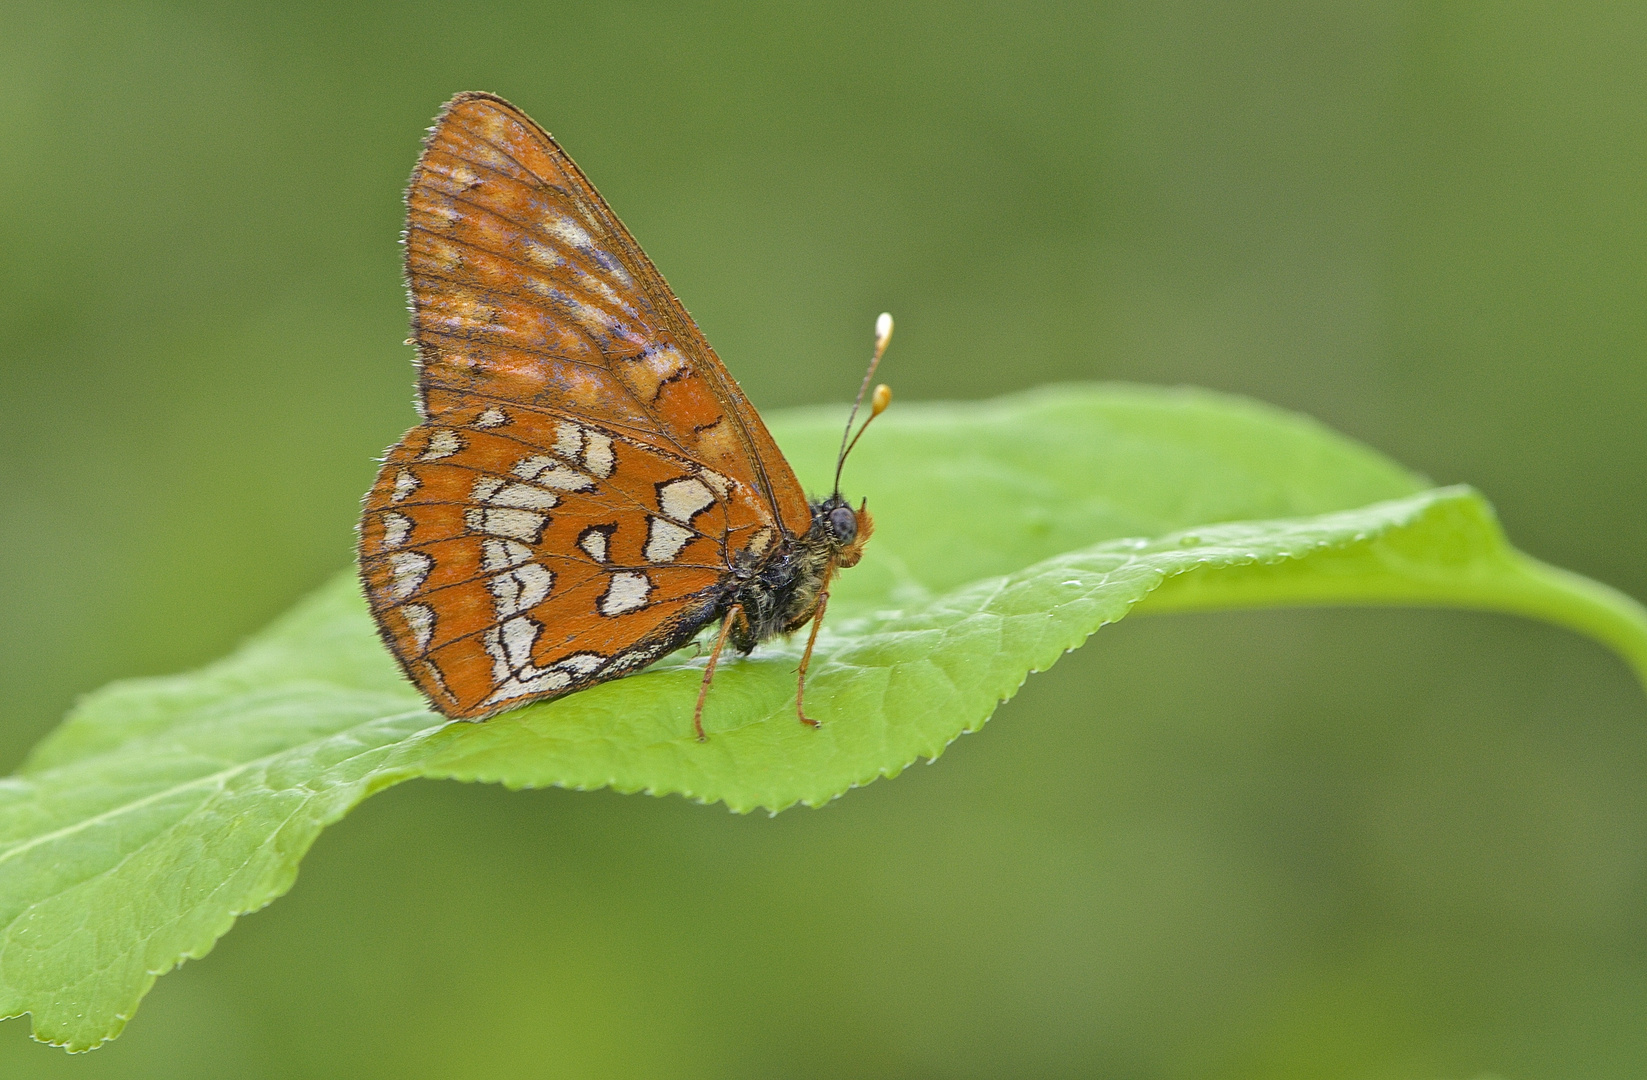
[360,402,784,718]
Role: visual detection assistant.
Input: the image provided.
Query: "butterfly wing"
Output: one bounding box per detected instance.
[404,91,812,538]
[363,92,821,719]
[360,405,786,718]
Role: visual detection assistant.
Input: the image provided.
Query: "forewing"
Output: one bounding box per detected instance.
[405,91,812,538]
[360,402,784,719]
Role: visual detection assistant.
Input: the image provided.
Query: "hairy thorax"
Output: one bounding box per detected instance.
[726,494,873,651]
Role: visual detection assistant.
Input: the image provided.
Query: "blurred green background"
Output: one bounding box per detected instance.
[4,1,1646,1076]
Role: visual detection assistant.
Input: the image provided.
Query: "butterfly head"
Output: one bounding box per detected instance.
[811,493,875,569]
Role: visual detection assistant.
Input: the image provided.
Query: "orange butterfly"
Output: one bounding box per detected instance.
[358,93,891,740]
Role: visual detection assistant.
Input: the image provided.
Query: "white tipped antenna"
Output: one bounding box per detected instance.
[834,313,896,494]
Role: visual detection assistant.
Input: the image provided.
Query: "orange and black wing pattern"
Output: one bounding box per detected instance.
[359,407,785,717]
[360,93,804,718]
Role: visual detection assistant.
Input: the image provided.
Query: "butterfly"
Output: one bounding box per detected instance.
[358,92,891,740]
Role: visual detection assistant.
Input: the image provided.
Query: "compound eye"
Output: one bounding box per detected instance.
[828,505,858,543]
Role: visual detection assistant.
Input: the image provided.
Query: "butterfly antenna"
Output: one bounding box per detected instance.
[834,313,895,494]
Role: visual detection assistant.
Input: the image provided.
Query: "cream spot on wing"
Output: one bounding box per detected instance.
[695,420,738,463]
[622,345,686,402]
[388,551,433,600]
[391,469,421,502]
[400,603,435,651]
[746,527,776,558]
[658,477,715,523]
[465,507,547,544]
[481,675,568,706]
[537,466,595,491]
[574,271,624,308]
[481,538,534,571]
[471,475,557,511]
[604,649,655,673]
[577,527,610,563]
[380,511,413,549]
[511,455,552,478]
[558,652,606,677]
[700,470,733,499]
[479,623,610,707]
[522,239,565,269]
[419,428,465,461]
[511,455,595,490]
[483,616,545,685]
[644,518,694,563]
[474,407,509,428]
[582,431,614,478]
[553,422,583,460]
[449,164,481,190]
[487,483,559,511]
[560,295,611,337]
[644,343,687,382]
[544,214,595,251]
[599,571,652,616]
[500,616,539,670]
[489,562,555,618]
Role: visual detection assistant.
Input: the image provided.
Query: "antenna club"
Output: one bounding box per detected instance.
[871,383,892,416]
[833,311,896,494]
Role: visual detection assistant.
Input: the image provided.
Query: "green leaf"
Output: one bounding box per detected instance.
[4,384,1644,1051]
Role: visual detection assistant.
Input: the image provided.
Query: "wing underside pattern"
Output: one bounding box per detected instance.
[405,93,811,536]
[362,92,816,719]
[361,401,781,717]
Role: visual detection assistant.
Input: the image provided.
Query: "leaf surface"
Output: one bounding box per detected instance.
[5,384,1644,1050]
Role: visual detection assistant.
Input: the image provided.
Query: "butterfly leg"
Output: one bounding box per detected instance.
[693,604,746,742]
[794,588,830,729]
